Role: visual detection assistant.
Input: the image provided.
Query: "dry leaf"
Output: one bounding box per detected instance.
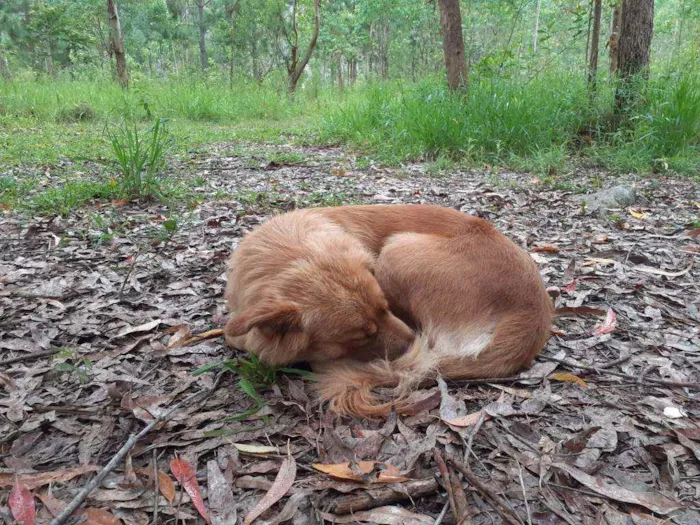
[549,372,588,388]
[553,463,682,515]
[207,460,237,525]
[321,505,433,524]
[531,245,560,253]
[232,443,278,455]
[243,454,296,525]
[312,461,409,483]
[629,208,647,219]
[170,458,211,524]
[592,308,616,336]
[9,483,35,525]
[0,466,99,490]
[80,508,121,525]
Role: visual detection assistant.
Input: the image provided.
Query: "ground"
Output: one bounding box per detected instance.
[1,143,699,525]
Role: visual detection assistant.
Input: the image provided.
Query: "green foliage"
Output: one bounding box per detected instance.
[108,118,170,199]
[28,180,115,216]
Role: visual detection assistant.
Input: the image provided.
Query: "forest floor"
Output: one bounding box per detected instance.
[1,142,700,524]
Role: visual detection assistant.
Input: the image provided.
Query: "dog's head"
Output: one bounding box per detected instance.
[224,247,414,366]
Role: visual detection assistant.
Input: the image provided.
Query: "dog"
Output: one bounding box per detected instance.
[224,204,553,417]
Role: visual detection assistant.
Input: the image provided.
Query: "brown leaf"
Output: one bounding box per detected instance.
[0,465,99,490]
[243,454,296,525]
[170,458,211,524]
[312,461,408,484]
[553,463,682,515]
[37,492,66,517]
[555,305,608,317]
[549,372,588,388]
[167,325,192,348]
[531,245,560,253]
[563,426,602,453]
[9,483,35,525]
[592,308,616,335]
[80,508,121,525]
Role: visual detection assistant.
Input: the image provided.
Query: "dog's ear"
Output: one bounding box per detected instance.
[224,301,301,337]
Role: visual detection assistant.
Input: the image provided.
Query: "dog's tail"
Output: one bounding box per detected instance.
[312,332,440,417]
[313,312,551,417]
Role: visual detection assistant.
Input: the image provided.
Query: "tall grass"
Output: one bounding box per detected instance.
[321,71,699,173]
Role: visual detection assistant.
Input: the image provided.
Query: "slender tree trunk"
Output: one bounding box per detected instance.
[533,0,542,53]
[197,0,208,71]
[609,2,622,74]
[107,0,128,88]
[228,0,240,89]
[584,0,593,65]
[437,0,468,93]
[615,0,654,112]
[0,46,11,79]
[337,54,343,92]
[587,0,602,90]
[287,0,321,96]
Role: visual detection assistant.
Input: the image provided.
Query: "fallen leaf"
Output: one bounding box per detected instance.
[555,305,608,317]
[0,466,99,489]
[243,454,296,525]
[553,463,682,515]
[632,263,693,278]
[682,227,700,239]
[170,458,210,524]
[563,427,602,453]
[312,461,408,484]
[80,508,121,525]
[116,319,161,338]
[207,460,237,525]
[231,443,278,455]
[629,208,646,219]
[321,506,433,524]
[674,430,700,462]
[9,483,35,525]
[592,308,616,336]
[663,406,686,419]
[37,492,65,517]
[167,325,192,348]
[549,372,588,389]
[531,245,560,253]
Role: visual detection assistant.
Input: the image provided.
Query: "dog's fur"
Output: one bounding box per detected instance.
[224,204,553,417]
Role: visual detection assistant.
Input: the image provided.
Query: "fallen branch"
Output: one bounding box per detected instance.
[327,478,439,515]
[446,454,522,525]
[539,355,700,390]
[49,376,222,525]
[0,348,59,367]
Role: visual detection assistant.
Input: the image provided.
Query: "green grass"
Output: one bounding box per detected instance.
[321,71,700,175]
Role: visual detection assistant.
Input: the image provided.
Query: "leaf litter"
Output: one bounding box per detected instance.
[1,145,699,523]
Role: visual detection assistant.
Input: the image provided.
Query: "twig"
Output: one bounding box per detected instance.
[434,501,450,525]
[434,449,458,522]
[172,328,225,349]
[539,354,700,389]
[597,352,632,369]
[327,478,439,515]
[0,348,59,367]
[118,249,141,300]
[49,376,221,525]
[516,460,532,525]
[446,454,522,525]
[152,449,159,524]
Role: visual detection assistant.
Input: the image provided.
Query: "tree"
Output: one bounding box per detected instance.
[609,1,622,74]
[533,0,542,53]
[615,0,654,111]
[285,0,321,95]
[194,0,211,71]
[107,0,128,87]
[587,0,602,90]
[437,0,467,93]
[226,0,240,88]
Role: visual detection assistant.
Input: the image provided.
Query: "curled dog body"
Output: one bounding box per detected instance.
[224,204,553,417]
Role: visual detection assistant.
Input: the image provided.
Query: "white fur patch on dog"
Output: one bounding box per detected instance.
[432,323,496,359]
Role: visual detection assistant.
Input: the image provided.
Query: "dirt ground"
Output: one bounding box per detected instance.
[1,146,699,524]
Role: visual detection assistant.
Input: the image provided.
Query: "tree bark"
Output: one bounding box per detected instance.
[197,0,208,71]
[0,46,11,79]
[437,0,468,93]
[615,0,654,111]
[609,2,622,74]
[107,0,128,88]
[287,0,321,96]
[228,0,240,89]
[533,0,542,53]
[587,0,602,90]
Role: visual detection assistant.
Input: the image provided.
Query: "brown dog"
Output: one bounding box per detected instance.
[224,204,553,417]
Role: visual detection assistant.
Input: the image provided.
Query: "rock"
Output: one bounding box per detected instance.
[575,185,644,212]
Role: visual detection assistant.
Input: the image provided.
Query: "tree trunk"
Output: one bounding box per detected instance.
[337,55,344,92]
[228,0,240,89]
[107,0,128,88]
[615,0,654,111]
[287,0,321,96]
[609,2,622,74]
[0,46,11,79]
[587,0,602,90]
[437,0,468,93]
[533,0,542,53]
[197,0,208,71]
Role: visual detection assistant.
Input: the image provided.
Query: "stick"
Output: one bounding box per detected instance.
[327,478,439,515]
[539,355,700,389]
[434,449,458,522]
[0,348,59,367]
[446,455,522,525]
[49,380,219,525]
[171,328,224,349]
